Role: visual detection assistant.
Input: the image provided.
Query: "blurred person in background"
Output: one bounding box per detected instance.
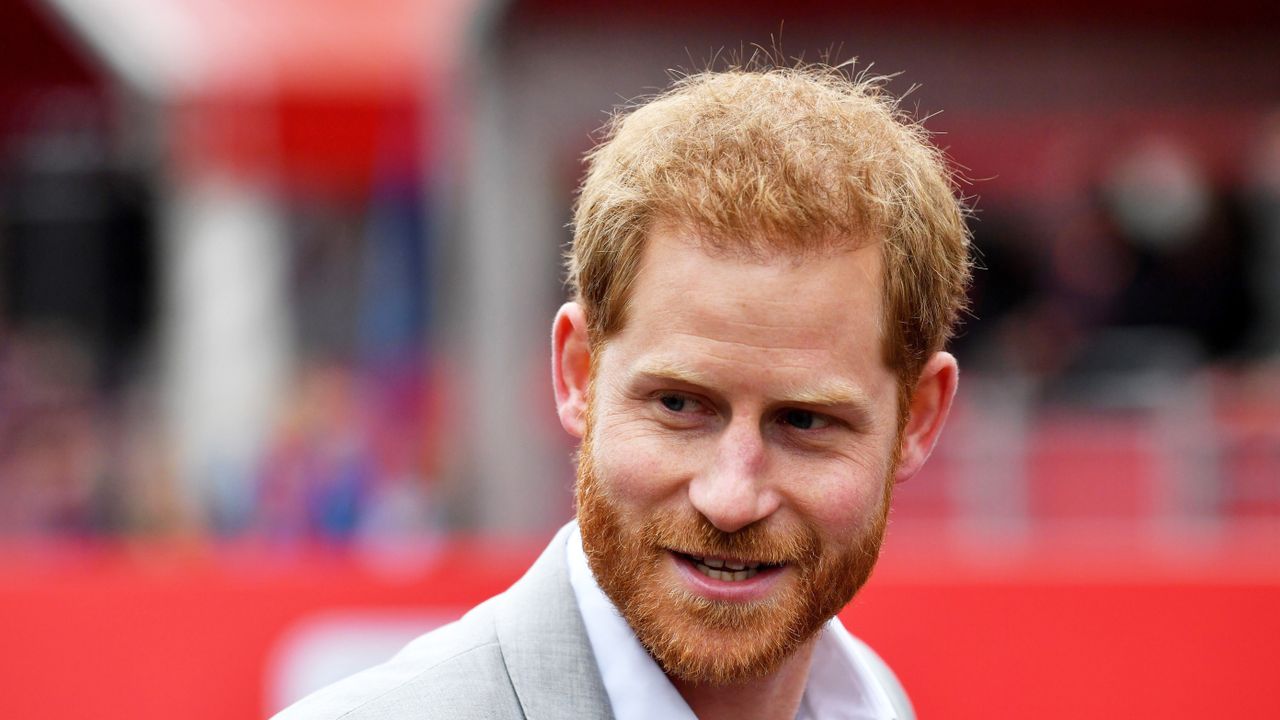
[1096,137,1253,360]
[277,60,970,720]
[0,330,103,534]
[1243,112,1280,359]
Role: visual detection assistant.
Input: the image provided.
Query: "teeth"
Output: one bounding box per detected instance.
[692,559,762,582]
[691,556,763,571]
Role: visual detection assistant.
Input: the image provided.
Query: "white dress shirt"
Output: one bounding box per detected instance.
[566,525,900,720]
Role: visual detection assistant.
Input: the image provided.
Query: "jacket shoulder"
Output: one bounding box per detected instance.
[272,599,521,720]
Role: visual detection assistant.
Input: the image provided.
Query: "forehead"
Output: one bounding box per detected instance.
[599,226,889,392]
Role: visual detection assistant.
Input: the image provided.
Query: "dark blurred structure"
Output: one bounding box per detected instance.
[0,0,1276,540]
[0,0,152,535]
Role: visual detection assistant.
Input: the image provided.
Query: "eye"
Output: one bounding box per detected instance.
[658,393,703,413]
[780,409,830,430]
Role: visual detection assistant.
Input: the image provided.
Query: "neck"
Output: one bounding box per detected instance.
[670,639,817,720]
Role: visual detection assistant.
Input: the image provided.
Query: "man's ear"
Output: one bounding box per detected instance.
[552,302,591,438]
[894,351,959,483]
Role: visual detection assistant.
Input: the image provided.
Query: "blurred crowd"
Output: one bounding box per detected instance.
[0,321,447,541]
[1,93,1278,540]
[961,122,1280,377]
[0,92,448,540]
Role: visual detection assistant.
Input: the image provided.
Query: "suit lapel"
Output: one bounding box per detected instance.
[495,523,615,720]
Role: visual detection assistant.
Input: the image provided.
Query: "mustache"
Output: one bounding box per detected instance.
[641,512,820,566]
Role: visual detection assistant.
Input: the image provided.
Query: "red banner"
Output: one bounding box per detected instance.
[1,531,1276,719]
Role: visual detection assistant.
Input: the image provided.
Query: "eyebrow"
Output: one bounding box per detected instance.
[632,359,876,413]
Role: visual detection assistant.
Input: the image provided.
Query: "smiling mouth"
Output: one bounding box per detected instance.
[677,552,782,582]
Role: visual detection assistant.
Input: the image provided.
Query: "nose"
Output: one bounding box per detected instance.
[686,419,780,533]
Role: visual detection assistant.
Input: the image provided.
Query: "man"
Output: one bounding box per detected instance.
[277,62,970,720]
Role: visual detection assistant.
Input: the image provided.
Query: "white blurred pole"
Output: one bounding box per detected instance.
[161,181,292,528]
[455,56,565,534]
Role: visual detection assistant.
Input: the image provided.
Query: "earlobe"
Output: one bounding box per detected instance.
[893,352,959,483]
[551,302,592,438]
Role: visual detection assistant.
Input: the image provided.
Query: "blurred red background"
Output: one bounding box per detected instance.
[3,529,1278,718]
[2,0,1278,717]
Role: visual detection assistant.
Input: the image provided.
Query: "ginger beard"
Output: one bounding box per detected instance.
[575,410,896,686]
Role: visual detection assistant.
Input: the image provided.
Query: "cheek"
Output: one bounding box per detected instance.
[784,459,891,536]
[791,417,900,530]
[591,420,701,507]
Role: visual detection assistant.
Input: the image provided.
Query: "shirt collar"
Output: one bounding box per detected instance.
[565,523,898,720]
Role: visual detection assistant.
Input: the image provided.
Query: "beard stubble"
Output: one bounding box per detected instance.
[574,423,894,686]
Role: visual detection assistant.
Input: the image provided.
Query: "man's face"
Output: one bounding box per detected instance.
[575,227,904,685]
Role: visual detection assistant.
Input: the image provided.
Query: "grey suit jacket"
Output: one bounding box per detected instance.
[274,524,915,719]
